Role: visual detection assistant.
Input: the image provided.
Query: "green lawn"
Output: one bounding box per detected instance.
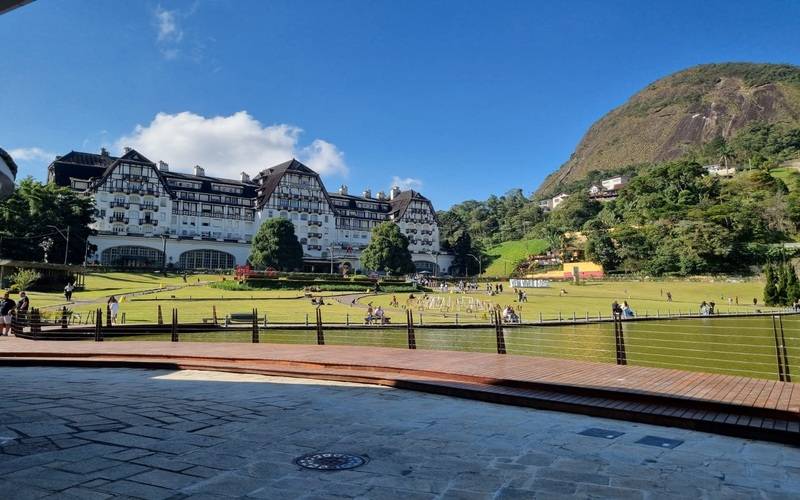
[770,166,800,190]
[26,271,775,326]
[360,278,773,324]
[484,238,549,277]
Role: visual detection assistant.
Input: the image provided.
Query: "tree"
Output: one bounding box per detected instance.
[11,269,41,291]
[249,218,303,271]
[764,263,780,306]
[0,178,95,264]
[786,263,800,305]
[360,222,415,275]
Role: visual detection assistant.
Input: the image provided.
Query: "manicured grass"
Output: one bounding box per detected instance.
[484,239,549,277]
[770,166,800,190]
[359,278,773,324]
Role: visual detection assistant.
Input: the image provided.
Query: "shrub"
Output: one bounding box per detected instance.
[11,269,41,291]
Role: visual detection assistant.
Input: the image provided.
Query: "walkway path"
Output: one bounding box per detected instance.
[3,366,798,499]
[0,337,797,444]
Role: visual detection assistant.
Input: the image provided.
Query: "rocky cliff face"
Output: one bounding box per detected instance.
[537,63,800,195]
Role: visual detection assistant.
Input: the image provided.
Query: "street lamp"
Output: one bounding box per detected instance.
[46,225,70,265]
[466,253,481,277]
[160,234,168,270]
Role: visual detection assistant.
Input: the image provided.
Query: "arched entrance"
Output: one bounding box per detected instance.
[101,246,164,267]
[178,249,236,269]
[413,260,439,274]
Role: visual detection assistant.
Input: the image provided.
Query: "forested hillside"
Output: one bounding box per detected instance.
[439,122,800,276]
[537,63,800,195]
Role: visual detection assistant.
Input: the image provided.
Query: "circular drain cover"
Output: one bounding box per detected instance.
[294,452,367,471]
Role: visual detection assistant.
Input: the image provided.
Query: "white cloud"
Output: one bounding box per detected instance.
[299,140,348,177]
[7,147,55,162]
[391,176,423,191]
[115,111,349,179]
[155,6,183,43]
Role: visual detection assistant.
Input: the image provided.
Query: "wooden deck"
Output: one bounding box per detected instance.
[0,337,797,444]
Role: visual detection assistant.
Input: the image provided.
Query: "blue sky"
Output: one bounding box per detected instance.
[2,0,800,208]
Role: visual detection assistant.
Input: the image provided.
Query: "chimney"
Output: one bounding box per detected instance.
[376,191,386,200]
[100,147,109,157]
[339,184,348,195]
[158,160,169,172]
[363,188,371,199]
[240,171,250,183]
[123,147,132,154]
[193,165,205,177]
[390,186,401,200]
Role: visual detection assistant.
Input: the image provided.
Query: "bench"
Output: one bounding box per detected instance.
[227,313,256,325]
[364,316,391,325]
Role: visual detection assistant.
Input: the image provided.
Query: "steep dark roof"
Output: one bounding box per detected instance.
[389,189,433,220]
[162,171,258,197]
[254,159,333,208]
[48,151,115,187]
[0,148,19,177]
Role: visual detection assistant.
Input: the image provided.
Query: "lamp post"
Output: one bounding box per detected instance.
[466,253,481,277]
[160,234,168,270]
[46,225,70,265]
[329,245,335,275]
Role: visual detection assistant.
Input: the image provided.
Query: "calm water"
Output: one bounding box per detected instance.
[111,315,800,380]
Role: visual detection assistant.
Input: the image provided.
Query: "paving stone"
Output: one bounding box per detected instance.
[128,469,199,490]
[577,483,645,499]
[90,462,151,480]
[530,477,578,494]
[51,457,121,474]
[537,467,609,486]
[132,454,194,472]
[95,479,175,500]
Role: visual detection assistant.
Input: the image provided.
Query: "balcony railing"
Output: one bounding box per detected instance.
[140,219,158,226]
[308,220,323,226]
[307,245,322,251]
[110,201,130,209]
[140,204,159,212]
[308,232,323,239]
[109,216,129,224]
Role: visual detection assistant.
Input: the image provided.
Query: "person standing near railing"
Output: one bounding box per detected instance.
[0,291,16,336]
[17,291,29,329]
[107,296,120,325]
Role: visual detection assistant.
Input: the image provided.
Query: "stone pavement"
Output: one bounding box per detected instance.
[0,367,798,500]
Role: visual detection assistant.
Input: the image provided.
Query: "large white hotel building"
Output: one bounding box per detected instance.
[48,148,453,274]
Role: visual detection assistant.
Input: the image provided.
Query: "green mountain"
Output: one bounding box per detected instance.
[537,63,800,195]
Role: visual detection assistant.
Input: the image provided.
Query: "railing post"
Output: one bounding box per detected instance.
[346,313,349,326]
[213,305,218,325]
[539,312,543,323]
[315,308,325,345]
[31,308,41,336]
[419,313,423,326]
[495,309,507,355]
[157,304,163,325]
[94,308,103,342]
[613,312,627,365]
[772,315,787,382]
[572,312,576,323]
[171,309,179,342]
[779,315,791,383]
[61,306,68,329]
[558,312,562,322]
[106,305,112,327]
[252,308,259,343]
[407,309,416,350]
[121,312,126,325]
[306,313,309,327]
[455,313,459,325]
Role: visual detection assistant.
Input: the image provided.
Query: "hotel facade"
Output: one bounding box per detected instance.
[48,148,452,274]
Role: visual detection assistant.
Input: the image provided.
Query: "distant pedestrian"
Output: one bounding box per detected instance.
[753,298,758,307]
[611,300,622,317]
[64,282,74,302]
[107,296,119,325]
[0,292,16,335]
[666,291,672,302]
[17,291,29,315]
